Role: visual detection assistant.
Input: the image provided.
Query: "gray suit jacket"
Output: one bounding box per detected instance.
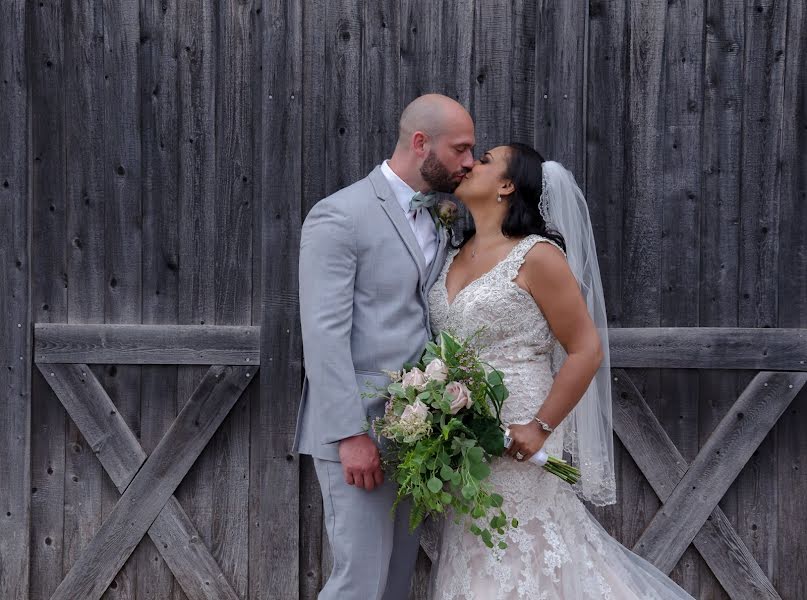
[294,165,450,460]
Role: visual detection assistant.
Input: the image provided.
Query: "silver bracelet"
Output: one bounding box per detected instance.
[532,416,554,433]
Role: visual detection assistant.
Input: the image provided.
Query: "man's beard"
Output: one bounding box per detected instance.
[420,151,463,193]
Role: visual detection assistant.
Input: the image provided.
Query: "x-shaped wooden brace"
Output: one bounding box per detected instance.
[36,362,256,600]
[611,369,807,600]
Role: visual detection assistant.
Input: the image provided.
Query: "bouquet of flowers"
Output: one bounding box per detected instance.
[370,331,579,550]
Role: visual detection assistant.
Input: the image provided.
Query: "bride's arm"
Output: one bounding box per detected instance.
[506,242,604,460]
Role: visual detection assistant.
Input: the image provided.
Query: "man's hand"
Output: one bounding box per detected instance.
[339,434,384,491]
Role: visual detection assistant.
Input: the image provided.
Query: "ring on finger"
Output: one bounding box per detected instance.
[515,452,524,461]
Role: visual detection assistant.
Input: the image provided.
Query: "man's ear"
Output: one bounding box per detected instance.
[412,131,429,156]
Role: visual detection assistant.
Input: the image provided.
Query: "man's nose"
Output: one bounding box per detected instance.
[462,150,475,169]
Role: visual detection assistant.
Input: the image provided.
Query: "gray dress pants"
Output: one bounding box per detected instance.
[314,458,422,600]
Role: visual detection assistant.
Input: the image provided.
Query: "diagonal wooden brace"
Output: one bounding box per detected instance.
[631,371,807,573]
[41,363,254,600]
[611,369,805,599]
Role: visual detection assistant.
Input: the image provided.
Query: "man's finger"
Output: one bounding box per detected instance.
[344,467,356,487]
[373,468,384,487]
[362,471,376,491]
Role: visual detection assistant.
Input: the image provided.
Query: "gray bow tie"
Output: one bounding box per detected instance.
[409,191,437,212]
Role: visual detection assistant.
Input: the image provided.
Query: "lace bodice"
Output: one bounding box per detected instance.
[426,234,692,600]
[429,234,565,435]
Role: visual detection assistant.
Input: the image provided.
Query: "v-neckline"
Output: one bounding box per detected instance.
[443,237,529,307]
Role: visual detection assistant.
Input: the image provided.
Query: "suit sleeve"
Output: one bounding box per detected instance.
[298,200,366,444]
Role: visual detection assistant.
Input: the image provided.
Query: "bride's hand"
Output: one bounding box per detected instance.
[505,422,550,462]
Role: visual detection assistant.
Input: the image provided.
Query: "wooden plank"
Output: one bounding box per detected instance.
[608,327,807,370]
[35,324,260,365]
[737,1,789,582]
[40,363,241,600]
[436,0,473,107]
[776,1,807,597]
[28,0,68,595]
[62,0,106,583]
[659,0,705,592]
[101,0,143,594]
[583,0,629,544]
[633,371,807,575]
[212,0,255,595]
[299,0,327,597]
[471,0,512,148]
[254,0,303,598]
[50,365,254,600]
[611,370,780,599]
[534,0,587,179]
[620,0,667,559]
[0,0,30,596]
[362,0,400,173]
[139,0,181,594]
[509,0,537,145]
[400,0,438,102]
[700,2,744,597]
[175,1,218,594]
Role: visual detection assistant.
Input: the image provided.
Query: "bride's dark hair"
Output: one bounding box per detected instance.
[457,142,566,252]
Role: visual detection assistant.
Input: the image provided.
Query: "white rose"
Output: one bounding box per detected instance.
[401,367,428,390]
[424,358,448,382]
[400,399,430,423]
[445,381,472,414]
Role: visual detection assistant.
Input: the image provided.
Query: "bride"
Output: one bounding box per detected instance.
[427,143,694,599]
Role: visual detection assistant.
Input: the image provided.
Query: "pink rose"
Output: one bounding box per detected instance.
[424,358,448,382]
[400,399,429,424]
[402,367,428,390]
[445,381,472,414]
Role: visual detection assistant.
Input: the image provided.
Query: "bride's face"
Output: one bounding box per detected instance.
[454,146,512,205]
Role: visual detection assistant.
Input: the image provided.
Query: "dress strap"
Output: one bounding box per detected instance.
[503,234,566,281]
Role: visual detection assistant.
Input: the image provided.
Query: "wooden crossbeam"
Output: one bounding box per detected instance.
[611,370,781,599]
[34,323,260,365]
[633,371,807,574]
[47,364,255,600]
[38,363,241,600]
[609,327,807,370]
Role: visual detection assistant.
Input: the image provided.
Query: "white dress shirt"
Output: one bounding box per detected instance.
[380,160,438,268]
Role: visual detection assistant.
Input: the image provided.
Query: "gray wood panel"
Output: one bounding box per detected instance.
[139,0,181,594]
[583,0,629,544]
[534,1,587,180]
[608,327,807,370]
[36,324,260,365]
[776,1,807,597]
[659,1,706,591]
[471,0,512,149]
[255,0,303,598]
[101,0,143,595]
[634,371,807,575]
[40,363,241,600]
[699,1,745,596]
[211,1,255,594]
[50,365,254,600]
[611,370,780,599]
[62,0,106,588]
[28,1,68,596]
[299,0,328,596]
[0,0,30,597]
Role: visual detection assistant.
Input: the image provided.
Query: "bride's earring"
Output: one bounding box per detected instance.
[497,195,502,203]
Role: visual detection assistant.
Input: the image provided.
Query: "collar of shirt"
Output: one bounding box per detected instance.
[380,160,420,217]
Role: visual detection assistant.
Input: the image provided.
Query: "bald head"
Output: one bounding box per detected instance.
[397,94,472,144]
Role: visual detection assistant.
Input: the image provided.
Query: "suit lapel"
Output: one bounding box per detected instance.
[369,166,427,282]
[425,218,449,291]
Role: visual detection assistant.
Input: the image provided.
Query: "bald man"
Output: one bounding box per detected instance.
[294,95,475,599]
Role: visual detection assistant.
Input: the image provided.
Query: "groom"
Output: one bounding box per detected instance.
[295,94,475,599]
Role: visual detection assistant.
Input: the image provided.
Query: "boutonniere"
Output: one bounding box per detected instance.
[432,198,458,231]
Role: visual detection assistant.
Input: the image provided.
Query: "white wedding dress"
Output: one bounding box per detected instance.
[426,234,694,600]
